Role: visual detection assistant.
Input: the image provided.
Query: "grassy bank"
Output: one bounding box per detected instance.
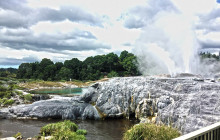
[18,78,110,90]
[123,123,181,140]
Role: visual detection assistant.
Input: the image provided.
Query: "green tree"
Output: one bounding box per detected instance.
[121,55,139,76]
[119,51,140,76]
[64,58,82,80]
[57,67,71,81]
[105,53,119,72]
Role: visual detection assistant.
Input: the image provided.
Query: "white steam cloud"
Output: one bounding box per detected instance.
[135,0,216,76]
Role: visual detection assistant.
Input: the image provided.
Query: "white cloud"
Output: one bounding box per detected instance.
[0,0,220,68]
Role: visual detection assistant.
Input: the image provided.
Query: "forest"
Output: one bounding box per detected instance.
[16,50,140,81]
[1,51,218,81]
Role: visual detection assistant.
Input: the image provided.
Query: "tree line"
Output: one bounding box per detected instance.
[16,51,140,81]
[199,52,220,60]
[0,68,17,78]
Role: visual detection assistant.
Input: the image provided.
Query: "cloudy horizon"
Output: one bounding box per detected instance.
[0,0,220,68]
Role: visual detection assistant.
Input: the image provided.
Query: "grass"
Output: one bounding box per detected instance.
[40,120,87,140]
[123,123,181,140]
[3,99,14,105]
[23,93,32,102]
[40,120,78,136]
[0,78,23,107]
[13,132,22,138]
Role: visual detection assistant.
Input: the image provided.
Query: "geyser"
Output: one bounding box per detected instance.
[135,0,216,76]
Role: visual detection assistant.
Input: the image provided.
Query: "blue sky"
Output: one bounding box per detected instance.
[0,0,220,68]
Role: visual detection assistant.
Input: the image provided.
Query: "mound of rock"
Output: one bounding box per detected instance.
[1,75,220,134]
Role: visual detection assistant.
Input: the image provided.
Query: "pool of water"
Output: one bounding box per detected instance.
[31,87,83,96]
[0,119,137,140]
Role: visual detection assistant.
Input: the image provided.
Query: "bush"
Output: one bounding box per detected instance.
[40,120,87,140]
[52,130,86,140]
[0,85,8,92]
[76,129,87,135]
[13,132,22,138]
[123,123,181,140]
[107,71,119,78]
[24,94,32,101]
[40,120,78,136]
[15,90,23,96]
[3,99,14,105]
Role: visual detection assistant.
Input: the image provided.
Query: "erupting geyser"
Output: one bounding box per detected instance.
[135,0,216,76]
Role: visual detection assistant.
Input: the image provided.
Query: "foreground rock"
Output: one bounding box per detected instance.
[1,75,220,134]
[0,97,100,120]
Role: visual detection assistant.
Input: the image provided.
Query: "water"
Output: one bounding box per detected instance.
[0,119,137,140]
[31,88,83,96]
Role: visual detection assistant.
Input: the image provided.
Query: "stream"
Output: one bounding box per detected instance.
[0,119,137,140]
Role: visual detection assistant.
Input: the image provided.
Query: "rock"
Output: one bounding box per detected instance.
[135,98,157,120]
[1,97,101,120]
[78,87,99,104]
[1,76,220,135]
[32,94,50,101]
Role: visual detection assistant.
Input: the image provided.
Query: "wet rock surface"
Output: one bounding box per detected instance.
[1,75,220,134]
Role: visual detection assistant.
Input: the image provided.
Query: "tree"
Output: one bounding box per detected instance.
[57,67,71,81]
[17,63,31,79]
[39,58,54,80]
[105,53,119,72]
[121,55,139,76]
[64,58,82,79]
[119,51,140,76]
[39,58,53,72]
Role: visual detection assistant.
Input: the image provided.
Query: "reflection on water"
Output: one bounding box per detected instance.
[0,119,137,140]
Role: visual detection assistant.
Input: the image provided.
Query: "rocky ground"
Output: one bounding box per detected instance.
[1,75,220,134]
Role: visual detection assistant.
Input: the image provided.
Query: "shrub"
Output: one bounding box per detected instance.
[15,90,23,96]
[76,129,87,135]
[13,132,22,138]
[40,120,78,136]
[0,85,8,92]
[3,99,14,105]
[3,91,12,98]
[107,71,119,78]
[24,94,32,101]
[52,130,86,140]
[0,98,3,104]
[123,123,181,140]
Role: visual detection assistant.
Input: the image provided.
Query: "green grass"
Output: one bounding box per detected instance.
[52,130,86,140]
[123,123,181,140]
[3,99,14,105]
[40,120,78,136]
[40,120,87,140]
[13,132,22,138]
[23,93,32,102]
[76,129,87,135]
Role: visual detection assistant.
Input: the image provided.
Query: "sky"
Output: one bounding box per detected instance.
[0,0,220,68]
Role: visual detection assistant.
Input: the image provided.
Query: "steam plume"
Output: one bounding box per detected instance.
[135,0,216,76]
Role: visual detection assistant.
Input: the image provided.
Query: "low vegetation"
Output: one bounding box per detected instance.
[23,93,32,102]
[123,123,181,140]
[13,132,22,139]
[0,76,27,107]
[0,82,15,106]
[40,120,87,140]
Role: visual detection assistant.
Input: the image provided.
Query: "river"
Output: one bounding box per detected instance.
[0,118,137,140]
